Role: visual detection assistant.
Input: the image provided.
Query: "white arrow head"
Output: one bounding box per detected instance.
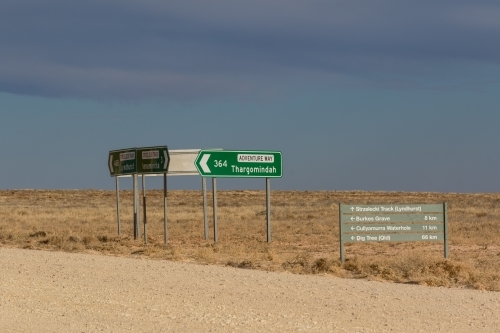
[163,150,169,169]
[350,217,354,221]
[351,226,355,230]
[351,236,355,240]
[109,155,114,173]
[200,154,211,173]
[350,207,354,211]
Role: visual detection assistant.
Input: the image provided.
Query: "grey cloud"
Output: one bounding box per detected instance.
[1,0,499,99]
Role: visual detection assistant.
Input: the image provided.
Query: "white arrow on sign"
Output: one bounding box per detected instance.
[350,207,354,211]
[200,154,211,173]
[351,226,355,230]
[163,150,169,169]
[109,155,114,173]
[350,217,355,221]
[351,236,355,240]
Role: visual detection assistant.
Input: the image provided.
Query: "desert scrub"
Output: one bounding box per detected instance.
[0,189,499,291]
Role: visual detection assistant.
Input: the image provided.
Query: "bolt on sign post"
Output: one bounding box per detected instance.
[339,203,448,262]
[194,150,283,243]
[109,148,138,238]
[108,146,170,242]
[166,149,221,241]
[136,146,170,244]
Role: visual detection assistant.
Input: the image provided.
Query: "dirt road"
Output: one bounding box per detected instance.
[1,247,499,332]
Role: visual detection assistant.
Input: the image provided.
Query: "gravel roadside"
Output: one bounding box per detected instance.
[1,247,499,332]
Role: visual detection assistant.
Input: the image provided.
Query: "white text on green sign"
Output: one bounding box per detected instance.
[194,150,282,178]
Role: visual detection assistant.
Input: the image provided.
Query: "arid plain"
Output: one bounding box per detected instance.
[1,189,499,291]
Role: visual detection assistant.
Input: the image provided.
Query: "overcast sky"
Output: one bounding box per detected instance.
[1,1,499,192]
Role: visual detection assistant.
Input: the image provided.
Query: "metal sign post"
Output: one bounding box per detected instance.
[142,175,147,244]
[115,177,121,235]
[163,173,168,244]
[339,206,343,263]
[133,174,138,239]
[137,175,141,238]
[202,178,209,240]
[444,202,448,258]
[212,178,218,243]
[266,178,271,242]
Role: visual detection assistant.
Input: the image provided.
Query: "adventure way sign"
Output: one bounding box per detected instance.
[194,150,282,178]
[339,203,448,262]
[194,149,283,243]
[108,146,169,176]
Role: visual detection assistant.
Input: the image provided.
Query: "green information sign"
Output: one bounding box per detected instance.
[339,203,448,262]
[194,150,282,178]
[108,149,137,176]
[108,146,169,176]
[136,146,170,174]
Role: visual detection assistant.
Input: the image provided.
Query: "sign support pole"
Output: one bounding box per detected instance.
[164,173,168,244]
[115,177,121,236]
[142,175,147,244]
[136,175,141,238]
[339,203,344,263]
[133,174,138,239]
[266,178,271,243]
[202,178,208,240]
[444,202,448,258]
[212,178,218,243]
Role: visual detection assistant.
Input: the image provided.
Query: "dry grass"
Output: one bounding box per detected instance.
[1,189,499,291]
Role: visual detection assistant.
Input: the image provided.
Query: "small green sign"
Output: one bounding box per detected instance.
[108,149,137,176]
[136,146,170,174]
[194,150,282,178]
[108,146,169,176]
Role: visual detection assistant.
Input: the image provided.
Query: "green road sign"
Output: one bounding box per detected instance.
[340,214,444,223]
[339,203,448,262]
[341,223,444,233]
[340,204,444,214]
[194,150,282,178]
[136,146,170,174]
[342,233,444,243]
[108,149,136,176]
[108,146,169,176]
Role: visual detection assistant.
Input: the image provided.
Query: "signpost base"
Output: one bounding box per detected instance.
[203,178,208,240]
[164,174,168,244]
[266,178,271,243]
[212,178,218,243]
[115,177,121,236]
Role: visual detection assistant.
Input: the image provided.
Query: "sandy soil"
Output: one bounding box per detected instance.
[1,247,499,332]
